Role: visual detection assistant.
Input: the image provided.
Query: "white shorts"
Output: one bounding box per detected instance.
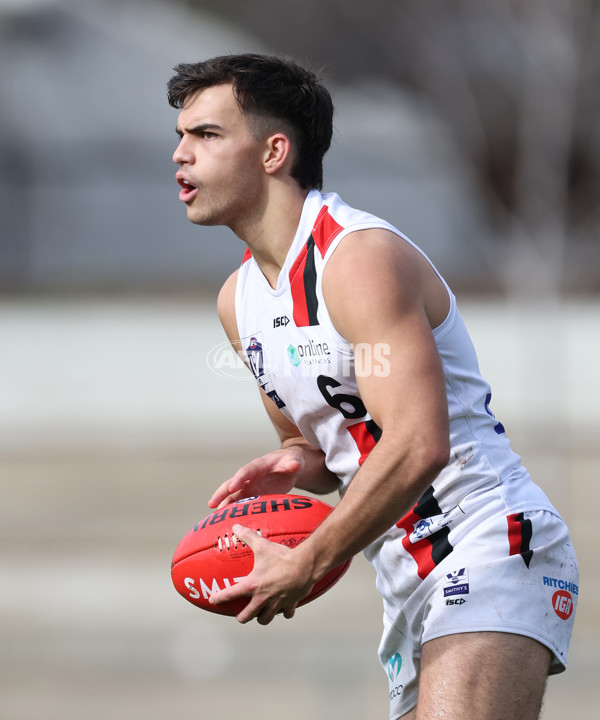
[371,493,579,719]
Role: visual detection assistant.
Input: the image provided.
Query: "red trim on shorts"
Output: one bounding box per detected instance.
[507,513,523,556]
[396,487,454,580]
[397,506,438,580]
[506,512,534,568]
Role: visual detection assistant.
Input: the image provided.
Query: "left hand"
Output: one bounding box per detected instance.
[208,524,316,625]
[208,449,303,510]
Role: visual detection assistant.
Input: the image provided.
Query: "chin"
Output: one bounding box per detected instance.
[188,212,222,228]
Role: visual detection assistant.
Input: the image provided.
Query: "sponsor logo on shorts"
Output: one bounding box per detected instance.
[408,505,465,545]
[543,576,579,595]
[387,653,404,700]
[543,576,577,621]
[445,597,467,606]
[552,590,574,620]
[443,567,469,597]
[387,652,402,682]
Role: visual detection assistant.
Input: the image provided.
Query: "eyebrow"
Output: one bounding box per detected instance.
[175,122,224,138]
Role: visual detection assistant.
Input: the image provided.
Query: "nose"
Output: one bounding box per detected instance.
[172,136,192,165]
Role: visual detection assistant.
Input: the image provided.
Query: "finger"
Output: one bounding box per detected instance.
[208,578,253,607]
[216,488,247,510]
[208,459,269,508]
[270,457,302,474]
[231,524,266,551]
[207,478,237,508]
[257,608,276,626]
[282,605,296,620]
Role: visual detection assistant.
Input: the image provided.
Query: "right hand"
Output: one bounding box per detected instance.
[208,448,306,509]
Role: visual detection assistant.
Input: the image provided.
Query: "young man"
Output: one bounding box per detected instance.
[168,54,578,719]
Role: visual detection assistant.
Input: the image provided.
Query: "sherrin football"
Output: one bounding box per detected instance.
[171,494,351,616]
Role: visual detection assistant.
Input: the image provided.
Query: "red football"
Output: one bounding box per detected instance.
[171,494,351,616]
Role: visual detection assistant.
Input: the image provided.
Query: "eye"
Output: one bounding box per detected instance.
[202,131,218,140]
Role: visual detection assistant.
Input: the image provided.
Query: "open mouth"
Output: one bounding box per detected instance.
[177,177,198,203]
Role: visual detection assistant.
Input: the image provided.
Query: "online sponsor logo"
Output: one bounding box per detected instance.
[286,339,331,366]
[285,340,391,377]
[206,338,392,380]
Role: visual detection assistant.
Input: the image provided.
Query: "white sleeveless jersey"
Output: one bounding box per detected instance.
[234,190,555,569]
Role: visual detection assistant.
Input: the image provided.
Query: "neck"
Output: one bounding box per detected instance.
[232,180,311,288]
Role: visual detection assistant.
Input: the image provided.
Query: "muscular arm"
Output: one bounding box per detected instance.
[303,229,451,570]
[209,270,339,509]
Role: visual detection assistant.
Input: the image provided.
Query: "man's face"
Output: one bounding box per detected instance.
[173,83,267,230]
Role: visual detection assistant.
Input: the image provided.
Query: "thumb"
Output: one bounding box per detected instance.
[273,458,302,474]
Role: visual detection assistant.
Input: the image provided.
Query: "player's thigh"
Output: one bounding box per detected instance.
[404,631,551,720]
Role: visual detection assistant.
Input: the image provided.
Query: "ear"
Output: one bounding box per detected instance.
[263,133,292,176]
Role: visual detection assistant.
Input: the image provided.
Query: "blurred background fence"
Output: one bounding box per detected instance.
[1,1,598,718]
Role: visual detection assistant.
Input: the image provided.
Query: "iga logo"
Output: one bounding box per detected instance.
[552,590,574,620]
[387,653,402,682]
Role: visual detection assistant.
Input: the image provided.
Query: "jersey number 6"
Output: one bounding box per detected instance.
[317,375,368,420]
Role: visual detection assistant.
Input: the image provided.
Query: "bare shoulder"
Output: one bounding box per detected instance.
[217,268,240,343]
[324,228,421,292]
[322,228,449,337]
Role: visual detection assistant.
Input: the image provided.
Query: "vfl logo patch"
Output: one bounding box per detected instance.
[243,333,286,409]
[443,567,469,597]
[246,336,264,379]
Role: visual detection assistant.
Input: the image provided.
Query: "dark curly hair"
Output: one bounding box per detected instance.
[167,53,333,190]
